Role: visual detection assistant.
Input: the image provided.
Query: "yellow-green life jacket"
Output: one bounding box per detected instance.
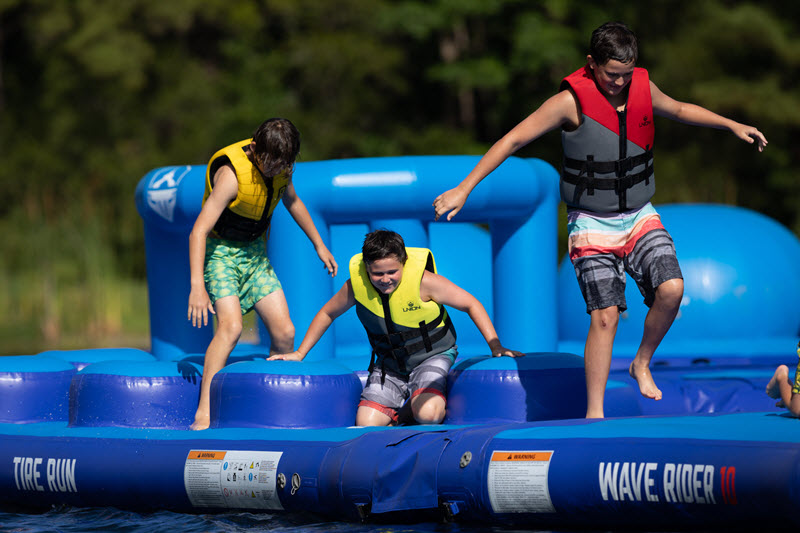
[349,247,456,375]
[203,139,290,242]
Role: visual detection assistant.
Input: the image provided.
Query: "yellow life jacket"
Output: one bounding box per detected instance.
[203,139,290,242]
[349,247,456,375]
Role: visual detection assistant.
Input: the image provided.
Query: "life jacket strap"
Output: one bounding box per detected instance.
[369,306,448,347]
[563,148,653,176]
[368,310,454,374]
[562,148,653,211]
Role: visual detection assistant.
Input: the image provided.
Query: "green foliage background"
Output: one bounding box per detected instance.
[1,0,797,354]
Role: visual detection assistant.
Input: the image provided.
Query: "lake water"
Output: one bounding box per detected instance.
[0,506,649,533]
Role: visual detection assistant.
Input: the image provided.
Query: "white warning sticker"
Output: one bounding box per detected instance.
[184,450,283,510]
[487,450,556,513]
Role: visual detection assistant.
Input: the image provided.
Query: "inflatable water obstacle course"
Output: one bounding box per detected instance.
[1,156,799,529]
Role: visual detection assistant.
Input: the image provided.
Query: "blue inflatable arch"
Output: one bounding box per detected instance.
[135,155,560,361]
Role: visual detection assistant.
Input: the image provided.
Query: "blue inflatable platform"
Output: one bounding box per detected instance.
[0,155,798,530]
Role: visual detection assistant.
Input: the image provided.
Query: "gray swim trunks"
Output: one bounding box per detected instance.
[359,348,457,421]
[567,204,682,313]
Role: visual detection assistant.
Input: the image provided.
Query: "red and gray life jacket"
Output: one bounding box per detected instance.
[349,248,456,376]
[560,66,655,212]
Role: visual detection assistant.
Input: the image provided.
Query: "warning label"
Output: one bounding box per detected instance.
[184,450,283,510]
[488,450,555,513]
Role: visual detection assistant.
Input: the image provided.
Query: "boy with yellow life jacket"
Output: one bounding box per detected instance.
[187,118,337,430]
[270,229,522,426]
[433,22,768,419]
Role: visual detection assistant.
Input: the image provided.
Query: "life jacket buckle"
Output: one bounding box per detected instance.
[615,156,633,176]
[614,174,634,193]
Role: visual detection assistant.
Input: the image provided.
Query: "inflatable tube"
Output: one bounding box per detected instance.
[0,349,798,530]
[37,348,156,371]
[209,360,362,429]
[445,353,587,423]
[605,364,785,417]
[0,357,75,423]
[68,360,202,429]
[0,412,798,529]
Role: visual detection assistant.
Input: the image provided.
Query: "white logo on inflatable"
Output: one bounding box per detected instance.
[147,166,191,222]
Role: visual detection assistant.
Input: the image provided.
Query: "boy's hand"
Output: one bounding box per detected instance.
[316,245,338,277]
[732,123,768,152]
[187,288,215,328]
[433,187,468,221]
[490,342,525,358]
[267,351,305,361]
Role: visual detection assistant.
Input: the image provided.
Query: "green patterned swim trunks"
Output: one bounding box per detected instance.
[204,237,282,314]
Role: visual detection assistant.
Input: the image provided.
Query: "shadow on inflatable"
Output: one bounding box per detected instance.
[0,156,798,529]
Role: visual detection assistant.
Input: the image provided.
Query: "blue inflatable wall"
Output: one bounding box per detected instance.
[135,156,560,361]
[135,157,800,366]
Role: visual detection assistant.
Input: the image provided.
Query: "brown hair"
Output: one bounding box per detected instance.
[362,229,407,265]
[589,22,638,65]
[251,118,300,177]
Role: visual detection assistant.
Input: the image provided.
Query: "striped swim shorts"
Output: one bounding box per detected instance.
[203,237,282,315]
[567,203,682,313]
[359,348,458,422]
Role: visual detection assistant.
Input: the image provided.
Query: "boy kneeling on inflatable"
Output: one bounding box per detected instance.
[270,229,522,426]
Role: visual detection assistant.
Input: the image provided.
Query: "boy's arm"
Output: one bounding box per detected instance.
[187,166,238,328]
[268,280,356,361]
[420,271,524,357]
[650,81,767,151]
[282,180,338,276]
[433,89,579,221]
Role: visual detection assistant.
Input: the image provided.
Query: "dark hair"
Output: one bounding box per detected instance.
[252,118,300,177]
[362,229,407,265]
[589,22,638,65]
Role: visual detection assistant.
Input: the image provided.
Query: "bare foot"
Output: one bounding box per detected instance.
[629,360,662,401]
[766,366,787,399]
[190,413,210,431]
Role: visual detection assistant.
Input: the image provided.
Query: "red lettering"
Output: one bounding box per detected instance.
[720,466,737,505]
[727,467,737,505]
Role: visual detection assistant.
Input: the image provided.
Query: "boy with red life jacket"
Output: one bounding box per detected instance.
[433,22,767,418]
[269,229,522,426]
[187,118,337,430]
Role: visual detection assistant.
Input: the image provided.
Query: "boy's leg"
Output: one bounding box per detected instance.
[570,252,627,419]
[408,352,454,424]
[355,404,394,426]
[253,289,294,354]
[625,226,684,401]
[628,278,682,400]
[766,364,800,412]
[357,370,406,427]
[585,306,619,419]
[409,393,446,424]
[766,365,789,400]
[191,296,243,430]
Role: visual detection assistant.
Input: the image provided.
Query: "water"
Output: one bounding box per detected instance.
[0,507,620,533]
[0,507,450,532]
